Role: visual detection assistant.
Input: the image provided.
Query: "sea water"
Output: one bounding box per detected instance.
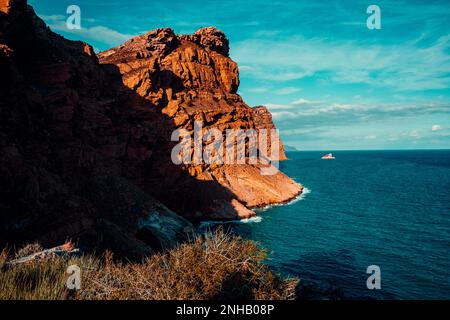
[200,150,450,299]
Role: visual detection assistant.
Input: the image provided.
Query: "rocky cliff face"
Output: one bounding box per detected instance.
[252,106,287,161]
[0,1,192,258]
[98,27,302,220]
[0,0,301,257]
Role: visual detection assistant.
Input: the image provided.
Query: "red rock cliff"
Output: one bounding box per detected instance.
[252,106,288,161]
[98,27,302,220]
[0,0,302,256]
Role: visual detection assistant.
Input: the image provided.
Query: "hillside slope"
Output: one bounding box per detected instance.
[0,0,301,257]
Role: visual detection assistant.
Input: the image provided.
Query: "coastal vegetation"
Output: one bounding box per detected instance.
[0,229,298,300]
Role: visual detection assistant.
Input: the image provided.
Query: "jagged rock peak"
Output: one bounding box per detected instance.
[100,26,230,62]
[253,106,275,127]
[98,27,180,60]
[99,25,239,94]
[141,26,230,57]
[143,28,179,55]
[193,27,230,57]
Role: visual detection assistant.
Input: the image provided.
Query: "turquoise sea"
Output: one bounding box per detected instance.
[202,150,450,299]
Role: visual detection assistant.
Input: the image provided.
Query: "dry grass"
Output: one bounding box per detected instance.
[0,249,98,300]
[0,229,298,300]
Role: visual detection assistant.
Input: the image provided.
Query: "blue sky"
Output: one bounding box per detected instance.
[30,0,450,150]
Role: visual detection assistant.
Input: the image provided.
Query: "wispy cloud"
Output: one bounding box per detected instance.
[269,98,450,123]
[247,87,269,94]
[42,16,134,47]
[39,14,66,21]
[233,34,450,91]
[245,86,301,95]
[274,87,302,95]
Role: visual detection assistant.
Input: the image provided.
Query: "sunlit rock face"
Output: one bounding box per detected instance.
[252,106,288,161]
[99,26,301,220]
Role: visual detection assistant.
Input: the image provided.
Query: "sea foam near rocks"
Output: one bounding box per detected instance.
[197,216,263,233]
[255,187,311,212]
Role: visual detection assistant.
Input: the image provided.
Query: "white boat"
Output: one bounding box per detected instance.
[321,153,335,159]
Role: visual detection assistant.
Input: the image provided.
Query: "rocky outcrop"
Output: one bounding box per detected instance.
[98,27,302,220]
[252,106,287,161]
[0,0,301,257]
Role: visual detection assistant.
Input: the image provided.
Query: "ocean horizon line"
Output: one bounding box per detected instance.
[285,148,450,152]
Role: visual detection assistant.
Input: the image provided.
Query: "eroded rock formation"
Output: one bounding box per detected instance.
[98,27,302,220]
[0,0,301,257]
[252,106,287,161]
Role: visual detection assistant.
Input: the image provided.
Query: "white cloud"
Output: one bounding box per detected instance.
[265,103,295,110]
[291,98,323,106]
[271,111,297,120]
[245,86,301,95]
[233,35,450,91]
[247,87,269,93]
[264,98,450,121]
[403,130,421,138]
[432,124,442,131]
[41,16,134,47]
[39,15,66,22]
[274,87,301,95]
[238,65,254,72]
